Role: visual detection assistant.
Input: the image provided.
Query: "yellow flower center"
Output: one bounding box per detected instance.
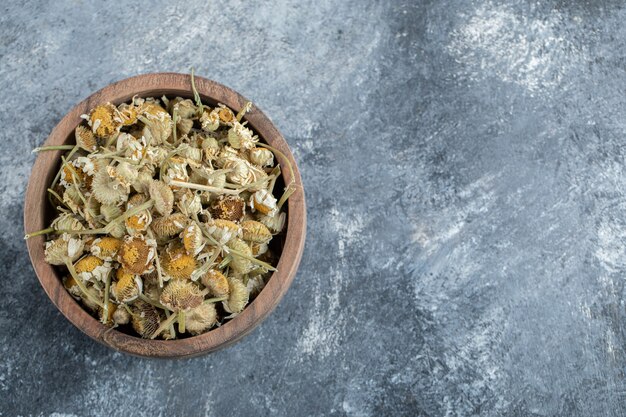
[75,255,104,274]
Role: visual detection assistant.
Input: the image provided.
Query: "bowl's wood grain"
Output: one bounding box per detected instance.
[24,73,306,358]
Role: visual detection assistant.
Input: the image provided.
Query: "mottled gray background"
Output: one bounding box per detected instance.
[2,0,626,415]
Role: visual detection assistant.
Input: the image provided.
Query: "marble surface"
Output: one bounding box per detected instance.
[3,0,626,415]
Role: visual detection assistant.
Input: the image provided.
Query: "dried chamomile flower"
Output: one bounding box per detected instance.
[117,100,141,126]
[125,210,152,235]
[88,103,122,138]
[80,286,101,312]
[185,303,217,335]
[149,180,174,216]
[201,270,229,298]
[211,195,246,222]
[75,125,97,152]
[62,187,82,214]
[91,165,129,205]
[51,213,85,233]
[100,204,122,222]
[107,162,138,188]
[162,156,189,185]
[90,236,122,261]
[160,279,204,312]
[116,133,147,162]
[227,238,254,274]
[170,97,197,119]
[228,122,257,150]
[64,275,82,298]
[112,269,142,303]
[177,119,194,137]
[83,195,101,228]
[200,108,220,132]
[216,104,235,125]
[178,145,203,165]
[161,246,197,280]
[248,147,274,167]
[60,159,86,188]
[250,189,278,217]
[241,220,272,244]
[132,168,156,194]
[75,255,111,283]
[140,102,172,144]
[223,276,249,314]
[201,136,220,160]
[247,274,266,298]
[131,300,161,338]
[151,213,188,239]
[45,234,84,265]
[181,223,205,256]
[257,211,286,234]
[118,235,155,275]
[124,194,152,235]
[250,242,269,257]
[205,218,241,243]
[176,190,202,217]
[112,304,130,325]
[221,156,254,186]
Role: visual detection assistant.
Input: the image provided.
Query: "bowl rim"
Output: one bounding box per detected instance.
[24,72,306,358]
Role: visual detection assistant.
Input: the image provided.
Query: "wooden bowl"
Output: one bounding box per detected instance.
[24,73,306,358]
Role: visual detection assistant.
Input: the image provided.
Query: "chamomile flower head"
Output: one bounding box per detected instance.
[181,223,205,256]
[223,276,249,314]
[161,245,197,280]
[160,279,204,312]
[131,300,161,338]
[140,102,172,144]
[151,213,188,239]
[75,255,111,283]
[112,268,142,303]
[205,218,241,243]
[185,303,218,335]
[227,121,257,150]
[257,211,286,234]
[149,180,174,216]
[118,235,156,275]
[248,147,274,167]
[210,195,246,222]
[51,213,85,233]
[241,220,272,244]
[90,236,122,261]
[88,102,122,138]
[44,234,84,265]
[176,190,202,217]
[112,305,131,325]
[201,270,230,298]
[227,238,254,274]
[249,189,278,217]
[75,125,98,152]
[91,163,129,205]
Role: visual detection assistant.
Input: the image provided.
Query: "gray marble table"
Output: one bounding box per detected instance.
[2,0,626,415]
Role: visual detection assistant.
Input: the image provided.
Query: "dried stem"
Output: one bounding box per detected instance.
[190,68,204,116]
[101,269,112,324]
[149,311,178,340]
[169,180,241,195]
[178,311,186,334]
[24,227,55,240]
[204,296,227,304]
[50,145,79,190]
[32,145,75,152]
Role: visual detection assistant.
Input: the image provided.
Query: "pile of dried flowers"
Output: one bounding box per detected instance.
[26,72,293,339]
